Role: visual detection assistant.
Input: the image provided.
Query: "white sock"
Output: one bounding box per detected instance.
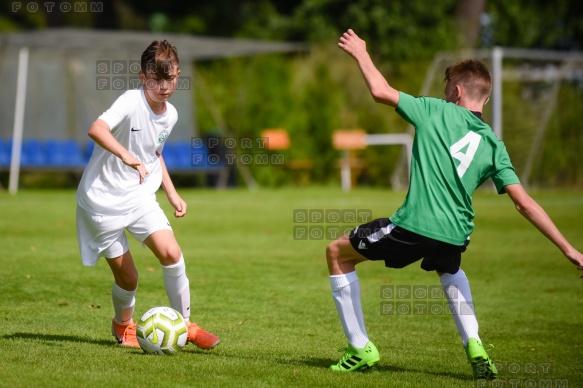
[440,269,480,346]
[162,255,191,321]
[330,271,370,348]
[112,282,136,325]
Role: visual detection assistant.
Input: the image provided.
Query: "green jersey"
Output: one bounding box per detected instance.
[390,92,520,245]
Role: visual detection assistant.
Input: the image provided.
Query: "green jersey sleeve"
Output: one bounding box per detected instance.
[491,142,521,194]
[396,92,446,129]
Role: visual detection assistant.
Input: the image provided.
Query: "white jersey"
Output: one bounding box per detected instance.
[77,88,177,215]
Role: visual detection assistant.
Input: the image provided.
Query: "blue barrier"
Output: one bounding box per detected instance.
[0,139,224,173]
[21,139,46,167]
[0,139,10,167]
[159,142,176,169]
[85,141,95,161]
[0,139,86,168]
[45,139,86,168]
[162,141,224,171]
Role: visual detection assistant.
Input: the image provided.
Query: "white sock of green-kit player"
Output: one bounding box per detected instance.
[440,269,480,346]
[112,282,136,325]
[330,271,370,349]
[162,255,191,322]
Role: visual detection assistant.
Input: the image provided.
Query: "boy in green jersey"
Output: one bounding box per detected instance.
[327,29,583,378]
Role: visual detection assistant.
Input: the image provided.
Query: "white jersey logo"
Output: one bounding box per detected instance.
[158,130,169,143]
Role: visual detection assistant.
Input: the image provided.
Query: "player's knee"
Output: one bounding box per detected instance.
[326,240,340,263]
[117,270,138,291]
[158,244,182,265]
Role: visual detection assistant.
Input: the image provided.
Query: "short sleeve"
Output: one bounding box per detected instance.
[491,143,521,194]
[396,92,447,130]
[98,91,136,130]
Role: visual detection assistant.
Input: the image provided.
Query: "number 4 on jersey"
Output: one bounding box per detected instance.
[450,131,482,178]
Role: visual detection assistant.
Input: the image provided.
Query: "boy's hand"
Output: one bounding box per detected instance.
[121,154,149,184]
[167,192,187,218]
[337,28,400,107]
[338,29,368,59]
[565,250,583,278]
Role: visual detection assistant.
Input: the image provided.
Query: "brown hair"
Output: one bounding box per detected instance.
[140,40,179,79]
[444,60,492,102]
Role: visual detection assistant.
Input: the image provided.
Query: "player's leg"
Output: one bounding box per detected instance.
[106,250,140,347]
[129,206,190,319]
[427,240,496,379]
[437,269,480,347]
[135,208,220,350]
[327,220,444,371]
[76,205,139,347]
[437,268,497,379]
[326,233,379,371]
[326,234,370,346]
[143,229,190,319]
[107,250,138,323]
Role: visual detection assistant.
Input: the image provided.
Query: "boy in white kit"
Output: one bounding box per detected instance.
[76,40,219,349]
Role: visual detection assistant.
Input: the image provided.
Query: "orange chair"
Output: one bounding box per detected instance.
[260,128,312,184]
[332,129,367,191]
[261,128,291,150]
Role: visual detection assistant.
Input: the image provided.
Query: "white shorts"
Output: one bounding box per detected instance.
[76,202,172,266]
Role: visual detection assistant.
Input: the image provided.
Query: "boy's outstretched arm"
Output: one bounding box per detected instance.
[338,29,400,107]
[505,183,583,277]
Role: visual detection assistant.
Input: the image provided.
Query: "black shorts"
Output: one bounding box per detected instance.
[348,218,468,275]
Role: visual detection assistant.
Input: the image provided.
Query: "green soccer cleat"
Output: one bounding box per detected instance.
[465,338,498,380]
[329,341,380,372]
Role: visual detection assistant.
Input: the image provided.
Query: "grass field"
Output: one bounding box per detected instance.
[0,186,582,388]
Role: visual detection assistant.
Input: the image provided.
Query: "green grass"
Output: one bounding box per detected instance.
[0,186,582,387]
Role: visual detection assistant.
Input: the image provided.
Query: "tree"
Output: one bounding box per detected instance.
[456,0,487,48]
[485,0,583,50]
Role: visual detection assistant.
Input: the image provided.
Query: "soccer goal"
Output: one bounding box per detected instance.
[391,47,583,189]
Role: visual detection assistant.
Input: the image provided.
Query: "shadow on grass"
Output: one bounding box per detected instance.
[293,356,472,380]
[181,348,472,381]
[2,332,123,347]
[2,333,474,381]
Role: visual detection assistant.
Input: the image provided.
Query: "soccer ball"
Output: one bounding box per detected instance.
[136,306,188,355]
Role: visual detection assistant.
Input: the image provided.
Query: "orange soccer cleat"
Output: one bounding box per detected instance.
[186,322,220,350]
[111,318,140,348]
